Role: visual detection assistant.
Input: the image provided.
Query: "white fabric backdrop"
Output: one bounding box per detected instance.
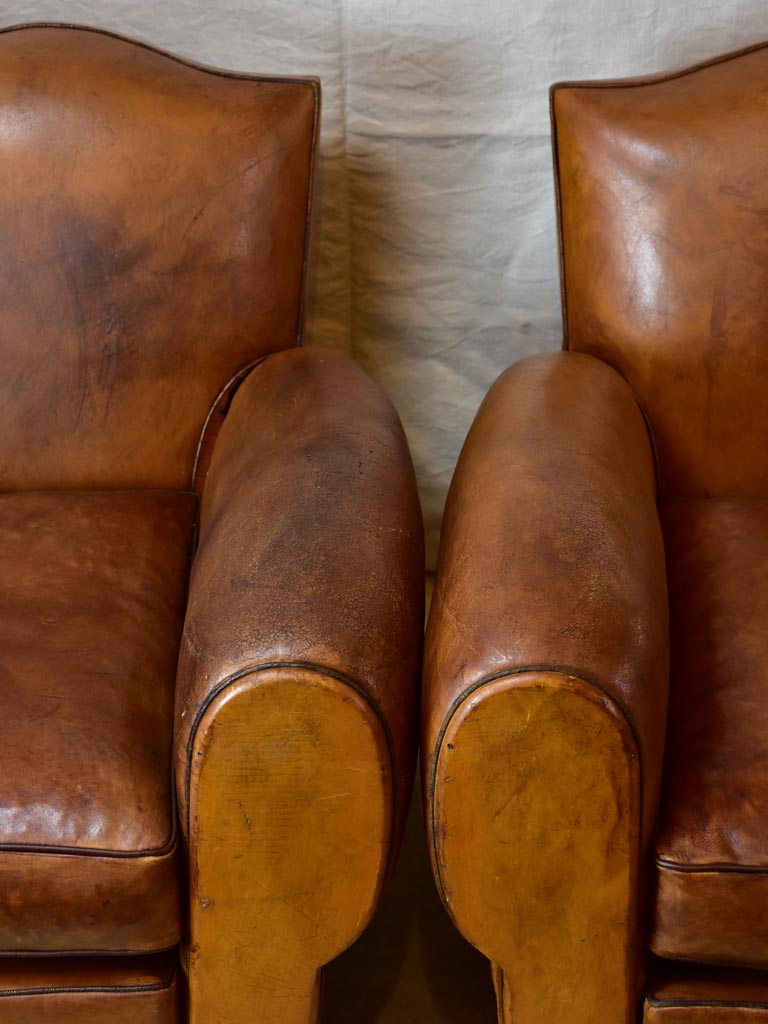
[3,1,766,566]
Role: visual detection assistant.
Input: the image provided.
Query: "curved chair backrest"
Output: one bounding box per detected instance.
[0,24,318,491]
[552,44,768,498]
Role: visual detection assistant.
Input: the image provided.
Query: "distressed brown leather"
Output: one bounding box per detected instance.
[651,499,768,966]
[0,24,318,492]
[424,350,669,846]
[0,22,423,1015]
[553,44,768,499]
[0,954,178,1022]
[176,346,425,854]
[0,490,194,952]
[426,40,768,1024]
[644,960,768,1022]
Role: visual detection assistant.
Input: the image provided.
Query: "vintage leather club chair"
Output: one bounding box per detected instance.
[0,23,424,1024]
[424,43,768,1024]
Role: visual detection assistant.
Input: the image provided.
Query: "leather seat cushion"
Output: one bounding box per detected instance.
[652,498,768,966]
[0,490,195,953]
[0,953,178,1022]
[644,958,768,1022]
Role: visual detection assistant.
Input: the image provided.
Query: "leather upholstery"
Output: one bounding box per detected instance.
[0,490,195,952]
[425,40,768,1024]
[0,21,422,1019]
[176,346,425,857]
[644,960,768,1022]
[0,954,178,1022]
[652,498,768,966]
[0,24,318,492]
[424,350,669,848]
[553,44,768,499]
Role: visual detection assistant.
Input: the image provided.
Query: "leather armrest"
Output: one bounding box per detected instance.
[424,350,669,847]
[175,347,424,853]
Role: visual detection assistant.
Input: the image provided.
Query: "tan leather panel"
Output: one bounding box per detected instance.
[175,347,425,853]
[645,960,768,1022]
[0,489,194,951]
[0,953,178,1022]
[0,24,318,490]
[652,499,768,965]
[553,44,768,497]
[423,351,669,844]
[432,674,641,1024]
[186,669,391,1024]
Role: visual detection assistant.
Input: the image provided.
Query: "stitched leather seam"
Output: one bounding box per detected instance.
[428,664,644,907]
[0,944,177,958]
[647,997,768,1009]
[0,840,178,859]
[0,981,172,999]
[297,80,321,346]
[191,358,269,490]
[184,661,400,880]
[656,858,768,876]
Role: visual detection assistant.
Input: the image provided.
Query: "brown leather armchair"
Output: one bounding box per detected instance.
[0,23,424,1023]
[424,43,768,1024]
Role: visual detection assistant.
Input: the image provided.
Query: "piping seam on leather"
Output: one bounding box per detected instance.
[184,660,400,879]
[552,37,768,95]
[0,838,178,859]
[647,997,768,1010]
[191,357,269,490]
[297,79,321,346]
[0,981,172,998]
[428,664,644,908]
[0,943,178,958]
[656,858,768,875]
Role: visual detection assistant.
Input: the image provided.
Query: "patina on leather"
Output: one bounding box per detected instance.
[0,23,318,492]
[652,498,768,966]
[553,44,768,499]
[0,21,424,1024]
[425,39,768,1024]
[0,490,194,953]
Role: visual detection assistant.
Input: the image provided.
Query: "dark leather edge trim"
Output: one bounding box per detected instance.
[0,22,320,86]
[184,661,401,879]
[0,981,173,999]
[549,85,569,354]
[191,358,268,491]
[0,944,178,958]
[297,79,321,346]
[647,996,768,1010]
[427,664,644,907]
[550,37,768,95]
[0,837,178,860]
[656,858,768,876]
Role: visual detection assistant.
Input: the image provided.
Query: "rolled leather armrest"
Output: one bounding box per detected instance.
[424,351,669,1024]
[175,347,424,1023]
